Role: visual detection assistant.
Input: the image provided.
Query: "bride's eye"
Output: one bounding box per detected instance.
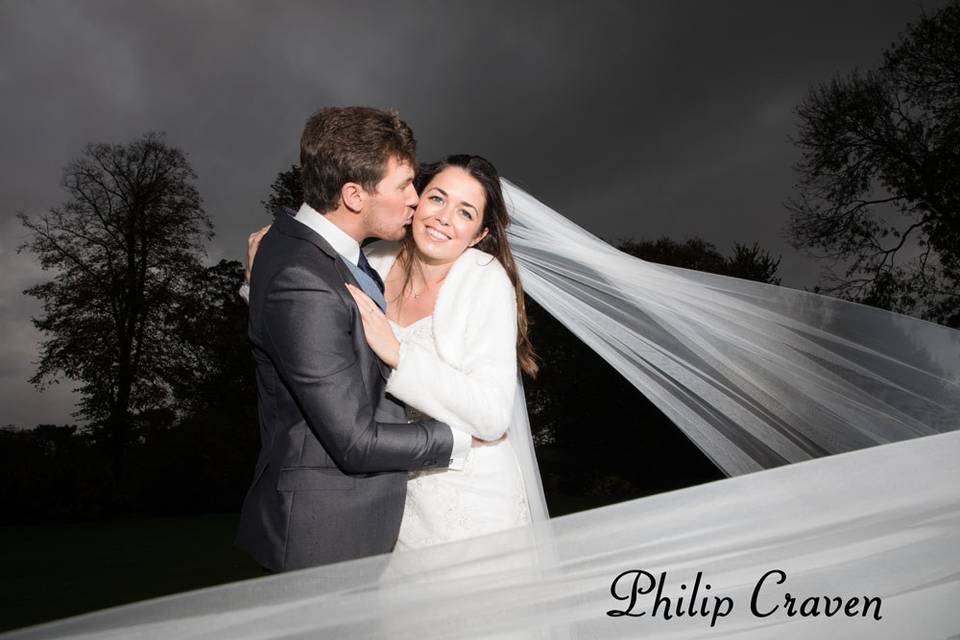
[428,195,443,204]
[460,209,473,220]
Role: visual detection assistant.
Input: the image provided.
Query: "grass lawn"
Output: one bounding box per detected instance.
[0,513,263,634]
[0,489,651,634]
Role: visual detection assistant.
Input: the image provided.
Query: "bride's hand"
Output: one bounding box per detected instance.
[471,433,508,448]
[245,224,271,283]
[345,284,400,368]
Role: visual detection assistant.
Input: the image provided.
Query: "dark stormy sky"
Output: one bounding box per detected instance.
[0,1,947,427]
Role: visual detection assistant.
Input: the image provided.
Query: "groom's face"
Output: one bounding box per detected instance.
[361,156,419,241]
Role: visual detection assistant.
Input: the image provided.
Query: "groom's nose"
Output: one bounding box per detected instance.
[405,184,419,209]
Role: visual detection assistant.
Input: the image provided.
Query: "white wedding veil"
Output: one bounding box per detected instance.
[502,179,959,477]
[5,180,959,640]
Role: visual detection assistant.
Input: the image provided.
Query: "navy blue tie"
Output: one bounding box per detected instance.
[357,251,385,295]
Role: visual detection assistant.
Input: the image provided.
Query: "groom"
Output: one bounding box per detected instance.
[236,106,474,572]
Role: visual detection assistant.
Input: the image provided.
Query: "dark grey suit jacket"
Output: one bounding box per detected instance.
[235,211,454,572]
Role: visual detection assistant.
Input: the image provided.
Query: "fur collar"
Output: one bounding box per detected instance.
[364,241,513,368]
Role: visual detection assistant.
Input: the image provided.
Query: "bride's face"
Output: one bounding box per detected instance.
[411,166,489,265]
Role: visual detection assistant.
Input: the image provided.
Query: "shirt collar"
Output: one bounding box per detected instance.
[293,203,361,266]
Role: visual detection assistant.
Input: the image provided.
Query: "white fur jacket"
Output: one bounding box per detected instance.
[365,241,518,442]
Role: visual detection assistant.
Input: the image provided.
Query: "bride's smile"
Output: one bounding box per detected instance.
[411,166,489,264]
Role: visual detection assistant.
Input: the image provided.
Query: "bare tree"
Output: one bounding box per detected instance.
[18,132,214,483]
[788,1,959,325]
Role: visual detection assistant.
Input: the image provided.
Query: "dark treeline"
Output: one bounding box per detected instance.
[1,257,258,524]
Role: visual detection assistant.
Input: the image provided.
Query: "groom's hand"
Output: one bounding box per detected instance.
[471,433,507,448]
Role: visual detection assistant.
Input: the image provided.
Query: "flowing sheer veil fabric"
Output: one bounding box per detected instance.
[8,431,960,639]
[502,179,959,476]
[5,180,959,639]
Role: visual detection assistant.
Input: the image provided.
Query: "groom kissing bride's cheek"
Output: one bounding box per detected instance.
[236,106,543,572]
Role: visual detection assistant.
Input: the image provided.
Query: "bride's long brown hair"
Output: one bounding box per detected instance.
[393,154,539,378]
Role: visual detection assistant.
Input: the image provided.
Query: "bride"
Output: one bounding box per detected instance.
[348,154,541,548]
[248,154,546,549]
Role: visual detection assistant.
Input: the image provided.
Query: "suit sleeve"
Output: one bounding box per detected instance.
[261,264,454,474]
[385,271,518,442]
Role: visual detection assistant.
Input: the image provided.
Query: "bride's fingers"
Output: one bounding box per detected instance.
[345,283,367,303]
[345,284,365,307]
[345,284,378,316]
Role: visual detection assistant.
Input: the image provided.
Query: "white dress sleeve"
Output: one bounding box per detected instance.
[385,270,518,442]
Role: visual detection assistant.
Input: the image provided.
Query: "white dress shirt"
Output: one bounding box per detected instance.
[293,203,361,265]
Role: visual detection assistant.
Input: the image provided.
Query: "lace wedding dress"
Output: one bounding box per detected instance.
[390,316,531,550]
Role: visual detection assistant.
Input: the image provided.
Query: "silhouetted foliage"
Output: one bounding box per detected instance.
[1,260,258,523]
[262,164,302,216]
[618,237,782,284]
[788,1,959,326]
[169,260,255,413]
[161,259,260,512]
[18,133,214,487]
[0,425,111,523]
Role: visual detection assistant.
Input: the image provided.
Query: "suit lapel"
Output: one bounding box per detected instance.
[273,209,339,259]
[275,211,392,382]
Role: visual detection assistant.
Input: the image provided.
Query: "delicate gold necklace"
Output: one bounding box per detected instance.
[410,266,450,299]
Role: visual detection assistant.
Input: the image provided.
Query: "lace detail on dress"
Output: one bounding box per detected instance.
[390,317,434,423]
[389,316,531,551]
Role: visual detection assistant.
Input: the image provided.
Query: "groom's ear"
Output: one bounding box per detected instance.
[340,182,365,213]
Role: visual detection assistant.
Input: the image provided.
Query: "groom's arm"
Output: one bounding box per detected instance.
[262,264,456,474]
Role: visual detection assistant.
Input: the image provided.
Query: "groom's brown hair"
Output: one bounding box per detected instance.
[300,106,417,214]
